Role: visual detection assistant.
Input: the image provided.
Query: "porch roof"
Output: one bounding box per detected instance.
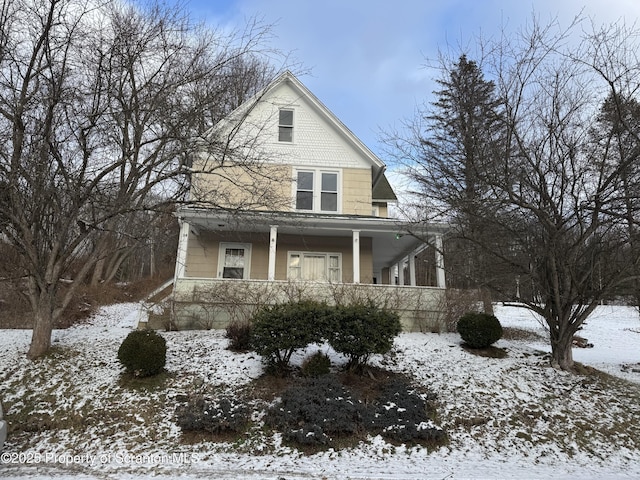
[178,207,447,272]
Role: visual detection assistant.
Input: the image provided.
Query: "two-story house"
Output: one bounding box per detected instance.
[166,71,447,331]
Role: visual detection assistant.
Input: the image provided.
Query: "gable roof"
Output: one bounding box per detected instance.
[275,71,386,170]
[211,70,387,173]
[373,173,398,202]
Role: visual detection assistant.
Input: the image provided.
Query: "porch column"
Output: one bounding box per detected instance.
[408,252,416,286]
[435,233,446,288]
[397,260,405,286]
[174,221,190,278]
[268,225,278,281]
[352,230,360,284]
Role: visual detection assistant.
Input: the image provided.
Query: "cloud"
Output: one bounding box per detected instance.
[186,0,640,158]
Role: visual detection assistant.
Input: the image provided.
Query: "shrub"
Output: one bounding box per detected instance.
[250,300,332,373]
[284,424,330,446]
[457,312,503,348]
[226,320,252,352]
[176,396,249,435]
[117,329,166,377]
[363,378,445,444]
[264,374,447,448]
[301,351,331,377]
[265,376,364,445]
[327,302,401,370]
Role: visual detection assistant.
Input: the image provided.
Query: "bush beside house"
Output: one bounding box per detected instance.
[250,300,401,374]
[250,300,332,373]
[457,312,503,348]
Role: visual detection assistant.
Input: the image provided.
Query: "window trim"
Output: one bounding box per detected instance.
[287,251,342,282]
[217,242,252,279]
[293,168,341,213]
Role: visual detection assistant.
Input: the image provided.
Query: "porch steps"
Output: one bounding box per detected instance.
[136,278,174,329]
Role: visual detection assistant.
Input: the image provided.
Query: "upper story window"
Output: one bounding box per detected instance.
[321,171,338,211]
[295,169,339,213]
[296,171,314,210]
[278,109,294,142]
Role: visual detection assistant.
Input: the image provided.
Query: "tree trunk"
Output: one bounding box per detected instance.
[103,248,133,284]
[150,239,156,277]
[549,326,575,371]
[481,287,494,314]
[91,257,105,286]
[27,293,55,359]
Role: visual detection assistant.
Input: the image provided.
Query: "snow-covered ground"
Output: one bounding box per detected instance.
[0,302,639,479]
[495,303,640,383]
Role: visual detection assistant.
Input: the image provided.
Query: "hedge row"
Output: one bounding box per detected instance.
[250,300,401,373]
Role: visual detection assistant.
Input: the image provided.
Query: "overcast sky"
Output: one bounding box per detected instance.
[179,0,639,163]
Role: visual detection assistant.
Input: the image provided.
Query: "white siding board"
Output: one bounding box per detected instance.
[243,82,372,170]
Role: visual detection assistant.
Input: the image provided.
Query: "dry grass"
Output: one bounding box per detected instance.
[502,326,546,342]
[0,276,169,329]
[461,344,508,358]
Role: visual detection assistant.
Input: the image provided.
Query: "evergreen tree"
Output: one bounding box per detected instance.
[591,93,640,308]
[412,55,507,294]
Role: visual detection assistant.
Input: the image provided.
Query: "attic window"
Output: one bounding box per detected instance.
[278,109,293,142]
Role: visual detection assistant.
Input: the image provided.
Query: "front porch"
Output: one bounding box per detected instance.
[174,208,447,286]
[161,208,449,331]
[159,278,447,332]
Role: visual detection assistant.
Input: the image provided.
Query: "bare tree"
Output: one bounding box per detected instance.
[391,16,640,371]
[0,0,285,359]
[89,206,179,285]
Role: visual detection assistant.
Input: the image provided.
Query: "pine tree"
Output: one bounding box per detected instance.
[414,55,506,293]
[426,54,503,207]
[592,93,640,308]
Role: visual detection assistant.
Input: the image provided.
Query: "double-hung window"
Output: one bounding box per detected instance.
[296,171,314,210]
[218,243,251,279]
[278,109,293,142]
[295,170,339,213]
[320,172,338,211]
[288,252,341,282]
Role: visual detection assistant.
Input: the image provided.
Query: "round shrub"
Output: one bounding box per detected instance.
[250,300,332,373]
[326,302,402,370]
[301,351,332,377]
[117,329,167,377]
[456,312,503,348]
